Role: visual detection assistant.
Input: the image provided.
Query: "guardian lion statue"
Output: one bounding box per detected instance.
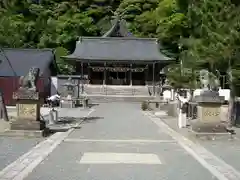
[19,67,40,91]
[199,69,220,92]
[199,69,209,90]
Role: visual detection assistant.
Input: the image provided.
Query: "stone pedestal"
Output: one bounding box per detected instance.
[191,91,225,133]
[60,95,75,108]
[60,94,75,108]
[11,90,45,130]
[60,100,75,108]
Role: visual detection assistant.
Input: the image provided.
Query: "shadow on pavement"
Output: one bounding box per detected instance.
[75,103,99,108]
[81,116,104,124]
[57,116,103,124]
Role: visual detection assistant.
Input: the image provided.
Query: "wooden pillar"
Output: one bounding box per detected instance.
[75,61,78,75]
[75,62,81,75]
[130,64,132,86]
[88,63,91,84]
[103,62,107,85]
[81,62,84,93]
[153,63,155,95]
[145,64,148,85]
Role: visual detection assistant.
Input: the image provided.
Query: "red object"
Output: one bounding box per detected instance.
[0,77,50,106]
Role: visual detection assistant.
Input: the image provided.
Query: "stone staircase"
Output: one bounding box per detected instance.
[84,85,154,103]
[84,85,150,96]
[84,85,104,94]
[87,94,155,103]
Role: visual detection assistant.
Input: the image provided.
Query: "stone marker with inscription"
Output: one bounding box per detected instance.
[191,69,225,133]
[192,88,225,133]
[11,67,45,130]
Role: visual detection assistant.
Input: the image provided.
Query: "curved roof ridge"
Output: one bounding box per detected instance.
[101,16,133,37]
[102,17,119,37]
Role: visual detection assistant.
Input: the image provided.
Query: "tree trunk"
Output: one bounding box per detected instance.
[228,60,235,127]
[228,85,235,127]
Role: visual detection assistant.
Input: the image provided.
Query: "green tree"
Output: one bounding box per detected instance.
[54,47,74,74]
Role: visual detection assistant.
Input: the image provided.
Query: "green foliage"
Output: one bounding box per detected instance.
[0,0,240,88]
[54,47,74,75]
[165,64,198,89]
[164,0,240,91]
[0,0,121,73]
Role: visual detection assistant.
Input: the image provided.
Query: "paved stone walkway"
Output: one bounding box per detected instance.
[24,103,214,180]
[0,137,42,171]
[157,111,240,175]
[0,107,92,180]
[2,103,240,180]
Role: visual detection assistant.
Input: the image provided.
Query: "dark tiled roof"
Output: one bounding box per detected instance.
[0,48,54,76]
[63,37,171,62]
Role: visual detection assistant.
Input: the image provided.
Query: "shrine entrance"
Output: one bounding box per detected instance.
[108,71,130,85]
[88,63,147,85]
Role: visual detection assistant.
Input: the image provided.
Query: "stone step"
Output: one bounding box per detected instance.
[87,95,154,103]
[85,90,149,95]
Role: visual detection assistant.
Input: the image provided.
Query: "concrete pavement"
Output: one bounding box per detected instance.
[0,137,43,171]
[2,103,240,180]
[156,111,240,176]
[25,103,214,180]
[0,107,93,180]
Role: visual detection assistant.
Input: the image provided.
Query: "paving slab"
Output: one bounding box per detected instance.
[0,137,43,171]
[25,140,214,180]
[68,103,173,140]
[199,138,240,173]
[155,110,240,178]
[25,103,214,180]
[0,107,95,179]
[5,103,238,180]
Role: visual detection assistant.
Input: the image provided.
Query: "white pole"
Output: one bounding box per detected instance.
[178,108,183,128]
[177,94,189,128]
[178,106,187,128]
[171,89,174,101]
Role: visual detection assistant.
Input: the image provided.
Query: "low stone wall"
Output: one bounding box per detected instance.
[157,101,178,117]
[158,101,229,122]
[166,101,178,117]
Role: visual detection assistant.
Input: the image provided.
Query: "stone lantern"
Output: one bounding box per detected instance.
[63,78,77,97]
[60,78,77,108]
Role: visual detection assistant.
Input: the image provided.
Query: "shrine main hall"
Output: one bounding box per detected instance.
[62,17,172,86]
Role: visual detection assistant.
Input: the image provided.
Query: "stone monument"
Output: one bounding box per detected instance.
[191,70,225,133]
[12,67,45,130]
[60,77,77,108]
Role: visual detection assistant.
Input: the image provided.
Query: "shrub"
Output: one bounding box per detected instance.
[141,101,149,111]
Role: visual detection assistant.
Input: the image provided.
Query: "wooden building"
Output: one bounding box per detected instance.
[62,17,173,87]
[0,48,58,105]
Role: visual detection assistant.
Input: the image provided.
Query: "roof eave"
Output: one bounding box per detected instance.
[61,55,174,63]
